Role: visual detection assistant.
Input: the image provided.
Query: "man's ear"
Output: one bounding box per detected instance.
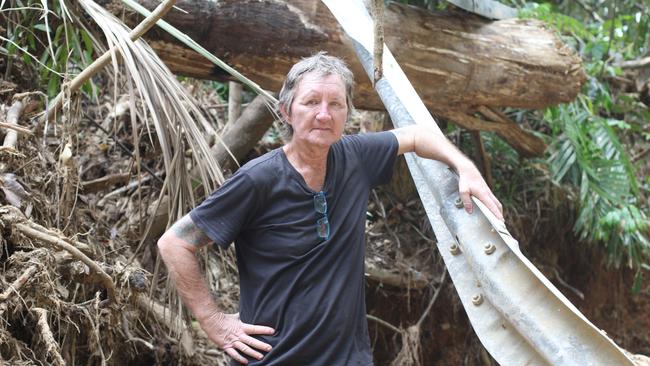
[279,105,290,123]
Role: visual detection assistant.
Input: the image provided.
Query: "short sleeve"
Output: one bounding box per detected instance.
[189,172,259,248]
[344,131,399,187]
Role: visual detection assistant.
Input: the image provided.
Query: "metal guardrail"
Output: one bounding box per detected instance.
[445,0,517,20]
[322,1,635,364]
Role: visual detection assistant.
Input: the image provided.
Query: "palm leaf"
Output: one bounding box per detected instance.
[78,0,224,210]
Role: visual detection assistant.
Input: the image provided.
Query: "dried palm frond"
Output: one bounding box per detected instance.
[122,0,282,156]
[78,0,224,220]
[75,0,231,348]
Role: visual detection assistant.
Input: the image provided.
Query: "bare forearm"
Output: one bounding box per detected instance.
[393,125,474,172]
[158,215,275,362]
[158,216,219,321]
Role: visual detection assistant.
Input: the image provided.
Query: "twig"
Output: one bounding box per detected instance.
[367,314,401,334]
[372,190,401,247]
[371,0,384,84]
[122,312,155,350]
[0,122,33,136]
[96,173,161,206]
[574,0,603,22]
[365,261,429,289]
[14,223,116,305]
[31,307,66,366]
[2,100,25,148]
[41,0,178,124]
[86,116,164,184]
[618,56,650,69]
[470,131,494,189]
[416,270,447,328]
[81,172,131,193]
[598,0,617,79]
[549,266,584,300]
[632,147,650,163]
[0,206,93,254]
[133,293,195,356]
[0,265,37,302]
[227,81,242,125]
[12,91,48,100]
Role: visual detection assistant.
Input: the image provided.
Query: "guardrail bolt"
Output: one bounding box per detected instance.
[484,243,496,255]
[454,197,464,208]
[450,243,461,255]
[472,294,484,306]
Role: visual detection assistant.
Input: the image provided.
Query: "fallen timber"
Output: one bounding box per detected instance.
[322,0,635,364]
[108,0,587,157]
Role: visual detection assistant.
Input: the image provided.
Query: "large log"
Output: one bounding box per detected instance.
[113,0,586,156]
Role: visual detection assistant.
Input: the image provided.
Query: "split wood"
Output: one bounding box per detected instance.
[42,0,178,124]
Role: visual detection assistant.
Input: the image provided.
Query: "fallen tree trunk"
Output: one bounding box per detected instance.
[109,0,586,156]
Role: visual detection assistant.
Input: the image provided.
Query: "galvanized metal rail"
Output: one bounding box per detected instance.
[322,1,634,364]
[445,0,517,20]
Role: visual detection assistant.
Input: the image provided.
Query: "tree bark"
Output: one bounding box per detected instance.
[112,0,586,156]
[211,95,277,169]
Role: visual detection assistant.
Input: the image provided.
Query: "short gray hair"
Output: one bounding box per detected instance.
[278,52,355,138]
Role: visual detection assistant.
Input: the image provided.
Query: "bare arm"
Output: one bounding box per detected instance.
[391,125,504,220]
[157,215,274,364]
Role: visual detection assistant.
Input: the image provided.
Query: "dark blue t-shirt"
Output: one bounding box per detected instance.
[190,131,398,365]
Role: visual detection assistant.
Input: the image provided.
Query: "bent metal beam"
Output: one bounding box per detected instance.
[322,0,635,364]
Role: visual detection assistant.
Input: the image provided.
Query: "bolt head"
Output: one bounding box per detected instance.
[450,243,461,255]
[454,197,464,208]
[472,294,484,306]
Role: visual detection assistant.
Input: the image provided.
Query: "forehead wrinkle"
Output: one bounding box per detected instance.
[295,81,346,101]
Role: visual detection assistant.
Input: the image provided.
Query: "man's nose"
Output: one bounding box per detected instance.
[316,102,332,120]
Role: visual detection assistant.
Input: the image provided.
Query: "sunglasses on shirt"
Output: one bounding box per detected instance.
[314,191,330,240]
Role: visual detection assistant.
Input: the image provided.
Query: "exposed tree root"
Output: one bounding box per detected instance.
[32,307,66,366]
[1,206,115,305]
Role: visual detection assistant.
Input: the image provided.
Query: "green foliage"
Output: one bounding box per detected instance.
[545,100,648,268]
[523,2,650,272]
[1,0,97,98]
[520,3,592,39]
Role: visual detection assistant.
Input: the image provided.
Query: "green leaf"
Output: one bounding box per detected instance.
[33,23,49,32]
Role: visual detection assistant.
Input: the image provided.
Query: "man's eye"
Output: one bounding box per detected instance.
[306,100,319,106]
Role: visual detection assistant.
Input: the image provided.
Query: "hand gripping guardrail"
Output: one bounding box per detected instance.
[322,1,635,364]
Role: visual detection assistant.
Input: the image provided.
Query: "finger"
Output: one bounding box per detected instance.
[475,192,502,221]
[483,192,503,221]
[242,323,275,335]
[225,347,248,365]
[459,189,472,214]
[234,340,264,360]
[241,334,273,353]
[491,195,504,221]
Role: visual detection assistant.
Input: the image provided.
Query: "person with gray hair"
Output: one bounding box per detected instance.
[158,52,503,365]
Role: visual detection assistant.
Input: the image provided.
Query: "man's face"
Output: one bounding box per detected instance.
[284,72,348,148]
